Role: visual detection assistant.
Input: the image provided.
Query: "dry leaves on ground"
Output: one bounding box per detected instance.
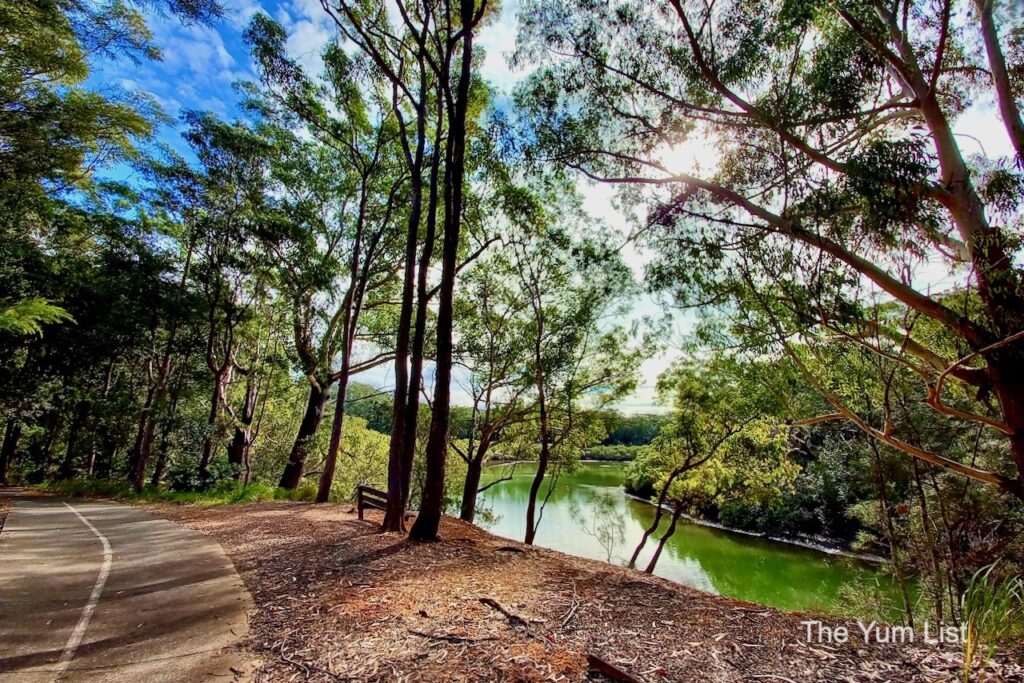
[151,502,1024,683]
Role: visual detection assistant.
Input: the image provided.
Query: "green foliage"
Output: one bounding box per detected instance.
[961,565,1024,681]
[325,416,391,501]
[0,0,216,218]
[583,444,643,462]
[0,298,73,335]
[717,442,865,541]
[345,384,393,435]
[513,0,1024,525]
[599,412,668,446]
[6,8,1018,654]
[623,447,659,498]
[166,458,239,493]
[45,477,323,506]
[628,355,798,514]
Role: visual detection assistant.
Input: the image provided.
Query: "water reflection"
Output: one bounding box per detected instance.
[477,461,893,613]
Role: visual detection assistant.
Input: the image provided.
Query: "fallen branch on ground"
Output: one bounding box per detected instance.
[587,654,642,683]
[407,629,497,644]
[478,597,548,643]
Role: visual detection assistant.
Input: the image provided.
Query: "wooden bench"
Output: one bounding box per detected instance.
[355,485,415,521]
[356,485,388,520]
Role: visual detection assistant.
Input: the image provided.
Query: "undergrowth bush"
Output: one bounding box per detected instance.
[44,478,322,506]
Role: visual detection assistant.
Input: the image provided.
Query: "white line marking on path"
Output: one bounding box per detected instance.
[53,502,112,680]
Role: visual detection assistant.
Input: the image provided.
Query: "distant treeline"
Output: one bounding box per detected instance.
[599,413,669,447]
[582,445,644,461]
[344,390,668,457]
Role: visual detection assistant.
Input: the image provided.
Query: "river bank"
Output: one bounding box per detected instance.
[478,461,892,613]
[152,500,1023,682]
[488,460,883,563]
[623,491,890,565]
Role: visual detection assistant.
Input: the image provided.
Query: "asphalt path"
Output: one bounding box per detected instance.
[0,491,251,681]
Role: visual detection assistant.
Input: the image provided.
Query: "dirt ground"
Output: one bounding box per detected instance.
[150,502,1024,682]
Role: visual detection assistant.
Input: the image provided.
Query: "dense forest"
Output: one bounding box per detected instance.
[3,0,1024,636]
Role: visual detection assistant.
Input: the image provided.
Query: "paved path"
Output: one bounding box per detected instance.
[0,492,252,682]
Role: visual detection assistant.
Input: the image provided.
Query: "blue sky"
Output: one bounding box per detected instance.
[88,0,1015,414]
[88,0,674,412]
[92,0,526,155]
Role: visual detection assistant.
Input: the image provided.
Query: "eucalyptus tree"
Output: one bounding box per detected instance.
[516,0,1024,500]
[626,356,796,572]
[310,0,496,536]
[296,0,445,527]
[404,0,494,541]
[0,0,220,220]
[450,254,534,522]
[157,112,286,481]
[246,18,407,492]
[0,0,223,305]
[512,228,645,545]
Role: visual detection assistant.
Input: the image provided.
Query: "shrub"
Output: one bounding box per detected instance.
[166,458,240,493]
[584,444,643,462]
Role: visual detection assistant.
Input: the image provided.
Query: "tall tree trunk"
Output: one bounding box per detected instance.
[382,144,425,532]
[198,366,229,477]
[524,391,550,545]
[279,382,328,489]
[317,364,352,503]
[400,105,445,512]
[974,0,1024,163]
[59,402,88,479]
[0,419,21,486]
[383,52,438,530]
[409,1,477,542]
[129,387,157,488]
[150,388,181,488]
[129,413,158,489]
[524,293,550,546]
[228,373,259,480]
[397,214,432,512]
[319,237,364,502]
[127,241,194,490]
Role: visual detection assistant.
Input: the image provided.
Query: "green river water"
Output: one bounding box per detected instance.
[477,461,895,615]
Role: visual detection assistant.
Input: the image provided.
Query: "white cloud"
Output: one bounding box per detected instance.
[476,0,526,93]
[277,0,336,76]
[954,101,1016,160]
[221,0,264,30]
